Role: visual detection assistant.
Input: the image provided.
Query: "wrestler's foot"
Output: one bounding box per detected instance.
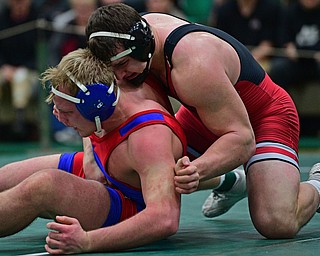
[308,163,320,213]
[202,169,247,218]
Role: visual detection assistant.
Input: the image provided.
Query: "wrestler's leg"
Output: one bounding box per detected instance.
[0,154,61,192]
[247,160,319,238]
[0,169,109,237]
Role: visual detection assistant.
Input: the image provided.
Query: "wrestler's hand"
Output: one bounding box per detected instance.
[174,156,199,194]
[83,137,107,184]
[45,216,90,255]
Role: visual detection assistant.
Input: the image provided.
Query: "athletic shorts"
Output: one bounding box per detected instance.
[176,74,300,172]
[58,152,139,227]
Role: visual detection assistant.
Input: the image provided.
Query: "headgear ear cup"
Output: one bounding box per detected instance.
[75,83,117,122]
[51,70,120,132]
[126,20,155,61]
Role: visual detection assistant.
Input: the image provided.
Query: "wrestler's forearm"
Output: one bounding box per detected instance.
[193,131,255,181]
[86,205,180,252]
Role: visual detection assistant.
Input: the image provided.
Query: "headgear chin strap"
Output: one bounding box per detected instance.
[89,19,155,62]
[51,71,120,132]
[129,58,151,86]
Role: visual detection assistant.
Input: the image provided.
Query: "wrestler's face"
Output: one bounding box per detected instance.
[52,87,96,137]
[110,53,147,83]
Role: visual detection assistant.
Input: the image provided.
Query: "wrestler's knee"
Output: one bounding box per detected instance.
[251,208,299,239]
[18,169,60,204]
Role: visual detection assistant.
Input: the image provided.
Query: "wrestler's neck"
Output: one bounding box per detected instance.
[148,30,168,83]
[99,88,162,134]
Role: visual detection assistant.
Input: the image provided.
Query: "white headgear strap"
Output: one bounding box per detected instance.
[51,71,120,132]
[89,31,136,61]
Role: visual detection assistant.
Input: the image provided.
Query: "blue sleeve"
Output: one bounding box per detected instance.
[58,152,77,173]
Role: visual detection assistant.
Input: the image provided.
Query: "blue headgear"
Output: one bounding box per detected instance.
[51,71,120,132]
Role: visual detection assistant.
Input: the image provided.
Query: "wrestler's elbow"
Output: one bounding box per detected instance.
[152,207,180,237]
[161,212,180,237]
[245,140,256,162]
[162,218,179,237]
[242,130,256,162]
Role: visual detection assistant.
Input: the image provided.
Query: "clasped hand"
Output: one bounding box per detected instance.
[174,156,199,194]
[45,216,90,254]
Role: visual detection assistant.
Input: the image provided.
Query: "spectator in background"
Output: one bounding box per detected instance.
[0,0,7,12]
[36,0,70,22]
[0,0,39,140]
[99,0,146,12]
[145,0,186,19]
[268,0,320,89]
[99,0,124,5]
[213,0,283,71]
[178,0,213,25]
[48,0,99,144]
[49,0,98,66]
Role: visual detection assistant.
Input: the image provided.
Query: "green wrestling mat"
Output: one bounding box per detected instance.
[0,144,319,256]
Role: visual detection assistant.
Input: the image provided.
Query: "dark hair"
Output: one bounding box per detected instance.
[86,3,142,62]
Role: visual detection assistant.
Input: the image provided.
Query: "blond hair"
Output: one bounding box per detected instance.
[41,48,114,103]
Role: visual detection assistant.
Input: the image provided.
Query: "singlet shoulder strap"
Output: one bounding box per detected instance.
[119,111,166,137]
[119,110,187,155]
[164,23,265,85]
[165,23,207,66]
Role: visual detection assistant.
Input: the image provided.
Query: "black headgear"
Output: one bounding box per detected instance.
[89,19,155,62]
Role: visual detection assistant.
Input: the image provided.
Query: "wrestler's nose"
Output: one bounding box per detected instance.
[113,67,126,80]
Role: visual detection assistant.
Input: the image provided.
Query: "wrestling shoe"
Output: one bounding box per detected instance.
[308,163,320,213]
[202,168,247,218]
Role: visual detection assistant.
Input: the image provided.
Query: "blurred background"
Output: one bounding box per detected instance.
[0,0,319,154]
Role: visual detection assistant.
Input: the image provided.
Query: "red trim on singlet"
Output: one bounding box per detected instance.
[255,145,299,163]
[92,109,186,151]
[71,152,86,178]
[90,110,187,186]
[119,195,138,222]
